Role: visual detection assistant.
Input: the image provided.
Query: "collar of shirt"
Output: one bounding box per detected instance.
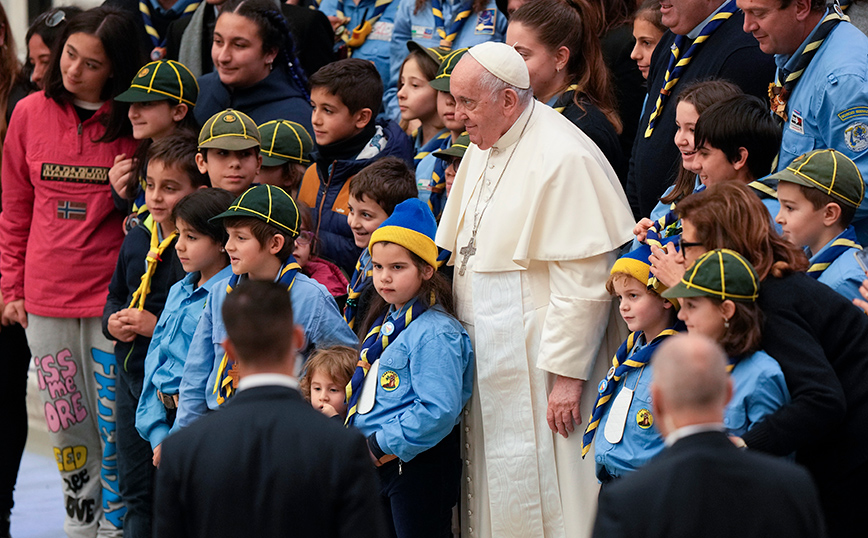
[665,422,725,446]
[777,7,831,70]
[238,373,300,392]
[387,296,419,321]
[148,0,199,17]
[492,99,535,152]
[686,0,729,39]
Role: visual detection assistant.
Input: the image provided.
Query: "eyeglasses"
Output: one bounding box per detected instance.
[295,231,314,246]
[33,9,66,29]
[678,237,704,252]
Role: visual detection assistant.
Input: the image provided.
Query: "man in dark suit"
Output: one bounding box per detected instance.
[592,334,827,538]
[153,281,386,538]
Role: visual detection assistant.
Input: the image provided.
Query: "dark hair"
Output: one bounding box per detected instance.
[349,157,418,215]
[705,297,764,358]
[172,188,235,249]
[587,0,634,33]
[296,200,318,256]
[219,0,309,99]
[510,0,622,134]
[223,280,295,364]
[18,6,84,93]
[694,95,781,181]
[660,79,743,205]
[676,182,809,279]
[43,7,146,142]
[147,129,210,188]
[795,184,857,228]
[359,244,455,335]
[222,215,295,260]
[299,345,357,401]
[633,0,665,33]
[309,58,382,116]
[779,0,825,11]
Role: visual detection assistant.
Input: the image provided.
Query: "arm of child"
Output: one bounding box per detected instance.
[136,317,173,456]
[633,218,655,243]
[103,245,137,342]
[175,302,217,430]
[743,362,791,434]
[116,307,158,338]
[292,279,358,354]
[108,154,137,200]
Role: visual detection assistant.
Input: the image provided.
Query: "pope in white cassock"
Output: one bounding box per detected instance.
[435,42,636,538]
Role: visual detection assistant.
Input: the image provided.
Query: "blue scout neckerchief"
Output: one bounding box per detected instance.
[431,0,474,50]
[414,128,451,167]
[140,0,200,60]
[645,0,739,138]
[345,297,429,426]
[343,253,373,330]
[807,225,862,278]
[213,257,301,404]
[581,321,684,457]
[129,215,178,310]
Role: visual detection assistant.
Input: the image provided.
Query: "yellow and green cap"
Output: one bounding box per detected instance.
[662,249,760,302]
[769,149,864,209]
[433,132,470,160]
[115,60,198,107]
[210,184,300,239]
[429,47,469,92]
[258,120,314,167]
[198,109,261,151]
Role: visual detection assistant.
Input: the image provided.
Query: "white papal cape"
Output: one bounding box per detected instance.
[435,101,635,538]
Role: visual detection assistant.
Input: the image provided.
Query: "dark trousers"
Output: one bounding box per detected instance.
[116,368,153,538]
[377,425,461,538]
[0,324,30,521]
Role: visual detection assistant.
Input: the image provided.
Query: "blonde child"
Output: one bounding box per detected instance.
[346,198,473,537]
[300,346,357,420]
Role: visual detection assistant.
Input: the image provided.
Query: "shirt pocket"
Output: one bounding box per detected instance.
[724,401,748,437]
[377,345,411,400]
[781,128,816,160]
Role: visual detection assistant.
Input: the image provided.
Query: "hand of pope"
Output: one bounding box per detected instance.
[547,376,584,439]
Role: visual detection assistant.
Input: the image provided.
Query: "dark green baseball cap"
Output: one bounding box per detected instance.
[769,149,864,209]
[407,41,452,68]
[662,249,760,302]
[115,60,198,107]
[210,184,300,238]
[432,132,470,160]
[429,47,469,92]
[198,109,261,152]
[258,120,314,167]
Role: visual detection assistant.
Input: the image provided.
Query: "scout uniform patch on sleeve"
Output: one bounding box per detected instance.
[845,122,868,153]
[474,9,494,35]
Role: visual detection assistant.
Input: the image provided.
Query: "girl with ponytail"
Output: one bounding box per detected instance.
[194,0,312,131]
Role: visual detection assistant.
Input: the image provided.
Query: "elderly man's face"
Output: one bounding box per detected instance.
[661,0,717,35]
[450,57,510,151]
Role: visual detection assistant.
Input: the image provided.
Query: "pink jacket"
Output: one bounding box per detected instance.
[0,92,138,318]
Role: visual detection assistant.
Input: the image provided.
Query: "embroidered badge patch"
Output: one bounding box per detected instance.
[223,114,236,123]
[57,201,87,221]
[369,21,394,42]
[789,110,804,135]
[475,9,495,35]
[845,122,868,153]
[636,408,653,429]
[411,25,434,40]
[380,370,399,391]
[838,107,868,122]
[138,67,150,78]
[41,164,110,185]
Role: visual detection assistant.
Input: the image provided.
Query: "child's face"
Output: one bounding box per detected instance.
[128,101,182,141]
[347,194,389,248]
[309,369,347,418]
[677,296,728,342]
[310,87,366,146]
[445,157,461,196]
[694,144,741,187]
[775,181,829,252]
[293,230,313,267]
[144,160,199,227]
[674,101,700,172]
[398,56,439,124]
[631,18,664,80]
[507,21,563,101]
[612,276,672,336]
[224,224,273,278]
[371,242,433,311]
[195,147,261,197]
[174,217,227,276]
[437,91,464,133]
[59,32,111,103]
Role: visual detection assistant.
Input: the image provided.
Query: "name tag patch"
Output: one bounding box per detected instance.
[369,21,393,42]
[845,122,868,153]
[475,9,495,35]
[789,110,804,135]
[57,201,87,221]
[41,164,110,184]
[411,25,434,40]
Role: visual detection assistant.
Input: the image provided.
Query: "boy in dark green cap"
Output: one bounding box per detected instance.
[257,119,313,197]
[432,131,470,199]
[773,149,866,302]
[176,184,357,429]
[195,108,262,197]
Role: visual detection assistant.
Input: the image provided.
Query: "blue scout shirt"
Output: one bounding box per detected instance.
[414,129,450,204]
[175,271,357,429]
[726,350,790,439]
[774,15,868,241]
[135,265,233,450]
[352,300,474,462]
[813,230,865,303]
[383,0,507,119]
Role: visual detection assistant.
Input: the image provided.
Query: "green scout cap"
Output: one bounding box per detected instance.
[211,184,300,238]
[433,132,470,160]
[429,47,469,92]
[662,249,760,302]
[198,109,261,151]
[407,41,452,68]
[770,149,865,208]
[115,60,198,107]
[258,120,314,167]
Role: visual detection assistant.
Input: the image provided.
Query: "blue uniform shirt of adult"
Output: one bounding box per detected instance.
[352,300,474,462]
[135,265,234,450]
[383,0,507,119]
[195,67,313,132]
[812,229,865,303]
[774,15,868,241]
[726,350,790,439]
[175,271,357,429]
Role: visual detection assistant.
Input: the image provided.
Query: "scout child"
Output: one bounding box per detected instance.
[257,119,313,197]
[195,108,262,197]
[299,345,357,420]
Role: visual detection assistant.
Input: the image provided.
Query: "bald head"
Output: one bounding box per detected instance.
[650,334,732,435]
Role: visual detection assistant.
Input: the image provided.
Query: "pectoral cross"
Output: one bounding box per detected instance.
[458,235,476,276]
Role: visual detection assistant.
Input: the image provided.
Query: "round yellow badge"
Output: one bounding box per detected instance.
[380,370,399,391]
[636,408,653,429]
[138,67,150,78]
[224,114,236,123]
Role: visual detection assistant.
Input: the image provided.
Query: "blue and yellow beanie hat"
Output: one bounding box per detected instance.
[611,240,679,307]
[369,199,439,268]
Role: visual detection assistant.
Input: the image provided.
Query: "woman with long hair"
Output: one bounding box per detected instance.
[0,6,145,536]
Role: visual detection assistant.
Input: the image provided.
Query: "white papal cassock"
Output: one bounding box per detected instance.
[435,101,635,538]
